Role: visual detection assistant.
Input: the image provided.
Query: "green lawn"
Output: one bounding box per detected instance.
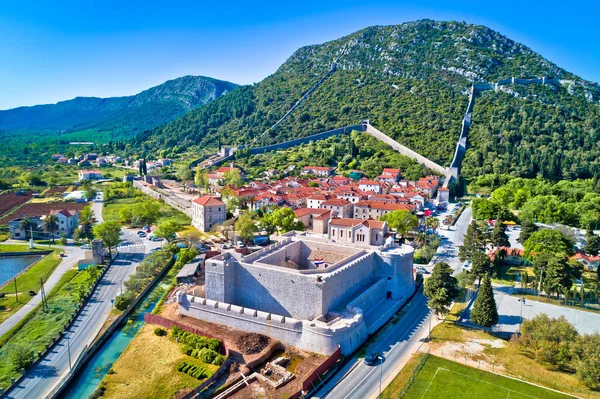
[0,250,62,323]
[402,355,570,399]
[0,268,95,390]
[103,198,191,227]
[0,244,47,253]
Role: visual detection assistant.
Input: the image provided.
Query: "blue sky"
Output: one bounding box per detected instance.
[1,0,598,110]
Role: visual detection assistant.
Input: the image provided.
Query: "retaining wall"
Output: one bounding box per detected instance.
[133,180,193,217]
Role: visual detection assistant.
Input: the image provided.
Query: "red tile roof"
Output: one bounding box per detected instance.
[193,196,225,207]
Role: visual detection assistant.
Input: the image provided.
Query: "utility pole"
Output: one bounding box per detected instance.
[13,278,18,303]
[379,354,383,399]
[537,267,545,303]
[67,334,72,370]
[29,226,34,249]
[40,278,47,311]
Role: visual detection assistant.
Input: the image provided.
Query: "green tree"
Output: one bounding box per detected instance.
[585,230,600,256]
[154,220,179,241]
[42,214,59,242]
[260,206,304,235]
[114,290,136,311]
[491,221,510,248]
[224,169,243,187]
[8,343,33,372]
[571,333,600,389]
[424,216,440,232]
[424,262,458,316]
[234,211,258,242]
[195,166,207,191]
[93,221,121,255]
[19,217,36,239]
[533,253,582,299]
[519,314,578,370]
[459,221,490,262]
[524,229,574,259]
[134,200,161,226]
[79,205,95,238]
[307,181,319,188]
[380,210,419,238]
[470,274,499,330]
[82,180,97,199]
[518,219,538,244]
[470,251,493,284]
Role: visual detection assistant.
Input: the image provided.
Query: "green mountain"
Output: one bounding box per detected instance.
[0,75,238,138]
[136,19,600,180]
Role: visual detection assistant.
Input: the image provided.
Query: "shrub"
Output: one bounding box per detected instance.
[176,361,211,380]
[114,290,136,311]
[153,327,167,337]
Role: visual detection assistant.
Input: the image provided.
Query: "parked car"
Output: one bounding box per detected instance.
[151,236,163,242]
[137,231,147,238]
[81,244,91,249]
[364,352,380,366]
[237,241,245,248]
[221,243,232,249]
[149,248,160,254]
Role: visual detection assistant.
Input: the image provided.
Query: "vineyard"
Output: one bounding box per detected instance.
[0,202,86,225]
[0,192,33,217]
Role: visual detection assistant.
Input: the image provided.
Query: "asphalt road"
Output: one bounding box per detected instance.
[314,293,433,399]
[0,244,87,337]
[4,228,157,399]
[425,206,472,275]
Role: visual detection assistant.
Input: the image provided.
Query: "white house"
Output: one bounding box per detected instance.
[79,170,103,181]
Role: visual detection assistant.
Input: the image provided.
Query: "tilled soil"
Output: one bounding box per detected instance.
[236,333,269,355]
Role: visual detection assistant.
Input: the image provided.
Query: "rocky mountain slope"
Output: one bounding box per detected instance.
[0,75,238,137]
[136,20,600,180]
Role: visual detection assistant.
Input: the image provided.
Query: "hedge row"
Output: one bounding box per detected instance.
[176,361,211,380]
[172,326,222,352]
[181,346,225,366]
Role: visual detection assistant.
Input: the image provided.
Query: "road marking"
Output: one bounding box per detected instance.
[341,299,431,399]
[15,247,139,398]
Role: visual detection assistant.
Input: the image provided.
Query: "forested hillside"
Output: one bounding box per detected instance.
[135,19,600,180]
[0,75,237,138]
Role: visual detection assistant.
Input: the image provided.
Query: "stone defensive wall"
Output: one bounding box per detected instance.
[248,124,364,156]
[362,122,448,175]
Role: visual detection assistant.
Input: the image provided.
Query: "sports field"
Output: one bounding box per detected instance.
[404,356,570,399]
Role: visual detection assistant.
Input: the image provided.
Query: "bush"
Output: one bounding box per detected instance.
[171,326,222,353]
[176,361,210,380]
[196,348,225,366]
[114,290,136,311]
[8,343,33,372]
[153,327,167,337]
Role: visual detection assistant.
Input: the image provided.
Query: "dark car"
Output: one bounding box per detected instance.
[364,352,380,366]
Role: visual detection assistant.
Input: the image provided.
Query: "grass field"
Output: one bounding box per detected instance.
[0,268,94,390]
[103,198,191,227]
[403,355,570,399]
[99,324,218,399]
[0,250,62,323]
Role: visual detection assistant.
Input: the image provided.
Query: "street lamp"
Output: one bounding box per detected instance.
[378,354,385,398]
[66,333,72,371]
[518,297,526,334]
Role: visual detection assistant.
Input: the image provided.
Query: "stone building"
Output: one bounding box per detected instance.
[353,201,415,220]
[319,198,353,218]
[328,218,388,247]
[178,232,415,355]
[192,196,226,232]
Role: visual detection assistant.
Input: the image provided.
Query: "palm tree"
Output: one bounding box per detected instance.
[42,214,59,243]
[425,216,440,232]
[19,217,35,239]
[412,232,430,248]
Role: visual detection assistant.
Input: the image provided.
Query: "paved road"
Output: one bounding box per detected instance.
[3,228,158,399]
[0,199,105,337]
[0,244,86,337]
[460,286,600,336]
[426,206,472,275]
[314,293,433,399]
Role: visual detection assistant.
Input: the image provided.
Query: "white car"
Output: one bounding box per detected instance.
[81,244,91,249]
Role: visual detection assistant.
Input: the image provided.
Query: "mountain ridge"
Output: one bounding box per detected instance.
[134,19,599,180]
[0,75,238,135]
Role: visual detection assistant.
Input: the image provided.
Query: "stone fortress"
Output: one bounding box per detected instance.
[177,232,415,355]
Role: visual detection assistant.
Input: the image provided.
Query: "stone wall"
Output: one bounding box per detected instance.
[321,252,376,315]
[346,279,386,312]
[363,123,448,174]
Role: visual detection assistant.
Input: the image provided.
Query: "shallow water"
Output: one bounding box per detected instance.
[0,255,43,286]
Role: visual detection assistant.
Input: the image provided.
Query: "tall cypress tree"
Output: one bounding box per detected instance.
[491,220,510,248]
[470,274,499,330]
[424,262,459,316]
